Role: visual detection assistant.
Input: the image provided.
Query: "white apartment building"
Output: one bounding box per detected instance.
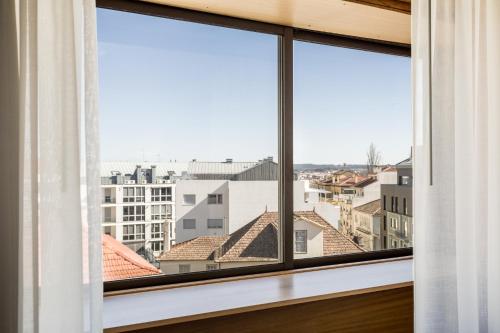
[101,162,187,257]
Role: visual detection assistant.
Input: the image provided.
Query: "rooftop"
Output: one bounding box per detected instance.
[102,234,161,281]
[353,199,382,216]
[160,211,363,263]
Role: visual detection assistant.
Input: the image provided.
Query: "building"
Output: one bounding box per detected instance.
[351,199,382,251]
[159,211,363,274]
[175,180,340,243]
[101,162,185,257]
[380,158,413,249]
[102,234,161,281]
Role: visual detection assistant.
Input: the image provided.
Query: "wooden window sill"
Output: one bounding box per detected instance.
[103,257,413,333]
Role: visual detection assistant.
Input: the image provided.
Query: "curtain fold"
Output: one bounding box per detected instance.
[1,0,103,332]
[413,1,500,332]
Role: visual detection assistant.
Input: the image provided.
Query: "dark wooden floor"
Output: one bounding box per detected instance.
[132,286,413,333]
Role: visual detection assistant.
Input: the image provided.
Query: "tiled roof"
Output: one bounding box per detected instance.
[353,199,382,216]
[102,235,161,281]
[159,236,229,261]
[396,157,412,167]
[160,211,363,263]
[353,177,377,188]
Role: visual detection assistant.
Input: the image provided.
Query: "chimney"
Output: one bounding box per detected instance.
[151,165,157,183]
[225,158,233,163]
[135,165,142,182]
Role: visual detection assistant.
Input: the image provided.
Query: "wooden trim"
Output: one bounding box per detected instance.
[104,281,413,332]
[104,256,412,297]
[343,0,411,15]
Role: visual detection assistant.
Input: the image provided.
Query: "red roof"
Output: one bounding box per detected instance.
[102,234,161,281]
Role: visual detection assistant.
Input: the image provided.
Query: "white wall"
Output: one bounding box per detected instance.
[293,219,324,259]
[175,180,229,242]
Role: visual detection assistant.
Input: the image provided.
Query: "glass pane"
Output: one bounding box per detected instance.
[98,8,279,281]
[293,41,411,259]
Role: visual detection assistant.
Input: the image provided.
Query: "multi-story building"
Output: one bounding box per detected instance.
[101,162,186,257]
[351,199,382,251]
[380,158,413,249]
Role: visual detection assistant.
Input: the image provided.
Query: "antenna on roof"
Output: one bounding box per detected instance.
[313,206,316,212]
[265,205,268,212]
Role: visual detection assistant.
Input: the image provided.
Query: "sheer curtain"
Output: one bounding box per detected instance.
[413,0,500,332]
[1,0,102,332]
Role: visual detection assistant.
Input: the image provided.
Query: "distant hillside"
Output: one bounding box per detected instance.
[294,164,367,172]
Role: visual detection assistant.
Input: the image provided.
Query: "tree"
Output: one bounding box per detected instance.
[366,143,382,174]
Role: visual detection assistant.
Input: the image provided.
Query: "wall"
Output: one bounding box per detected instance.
[293,219,324,259]
[129,286,414,333]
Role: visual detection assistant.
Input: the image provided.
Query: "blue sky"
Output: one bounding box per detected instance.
[97,9,411,165]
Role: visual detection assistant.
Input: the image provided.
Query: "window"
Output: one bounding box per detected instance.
[183,219,196,230]
[293,39,411,259]
[152,204,171,220]
[206,264,218,271]
[98,4,410,288]
[104,207,113,222]
[122,224,145,241]
[152,187,172,202]
[183,194,196,206]
[207,219,223,229]
[151,223,163,239]
[123,206,145,221]
[123,187,145,203]
[295,230,307,253]
[403,198,407,215]
[207,194,223,205]
[151,241,164,252]
[179,265,191,274]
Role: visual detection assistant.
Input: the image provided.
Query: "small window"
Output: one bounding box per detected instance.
[206,264,218,271]
[179,264,191,273]
[295,230,307,253]
[183,219,196,229]
[207,218,223,229]
[183,194,196,205]
[152,187,172,202]
[207,194,223,205]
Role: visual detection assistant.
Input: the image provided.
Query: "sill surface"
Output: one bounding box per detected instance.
[103,257,413,332]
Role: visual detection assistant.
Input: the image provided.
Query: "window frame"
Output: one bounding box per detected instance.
[99,0,412,292]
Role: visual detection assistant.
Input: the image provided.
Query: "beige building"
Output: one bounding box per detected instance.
[351,200,382,251]
[159,211,363,274]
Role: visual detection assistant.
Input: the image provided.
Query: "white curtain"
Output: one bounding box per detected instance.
[413,0,500,332]
[1,0,102,332]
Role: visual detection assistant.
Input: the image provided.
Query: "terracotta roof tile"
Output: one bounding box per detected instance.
[102,235,161,281]
[159,236,229,261]
[353,199,382,216]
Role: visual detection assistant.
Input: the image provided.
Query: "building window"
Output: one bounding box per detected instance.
[152,187,172,202]
[179,264,191,273]
[104,207,113,222]
[295,230,307,253]
[123,187,145,203]
[151,241,164,252]
[392,239,399,248]
[151,223,162,239]
[206,264,218,271]
[183,194,196,206]
[401,176,411,185]
[183,219,196,229]
[122,224,145,241]
[395,197,399,213]
[383,195,386,210]
[152,204,171,220]
[403,220,408,237]
[207,194,223,204]
[123,206,145,221]
[207,219,223,229]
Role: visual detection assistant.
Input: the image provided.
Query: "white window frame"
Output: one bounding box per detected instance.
[294,230,307,253]
[207,194,223,205]
[207,218,223,229]
[123,205,145,222]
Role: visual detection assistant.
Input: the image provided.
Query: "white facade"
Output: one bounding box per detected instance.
[174,180,340,243]
[101,182,175,256]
